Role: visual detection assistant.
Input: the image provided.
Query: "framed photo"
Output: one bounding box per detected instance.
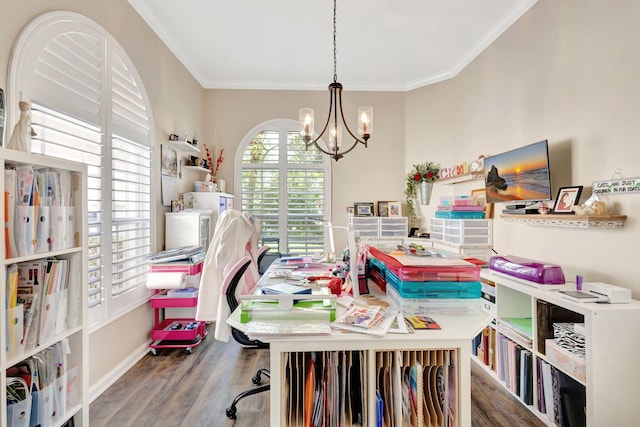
[552,186,583,213]
[354,202,374,217]
[471,188,494,219]
[388,201,402,217]
[377,201,389,217]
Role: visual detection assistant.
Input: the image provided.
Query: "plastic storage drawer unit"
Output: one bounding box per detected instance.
[369,247,480,282]
[386,271,481,299]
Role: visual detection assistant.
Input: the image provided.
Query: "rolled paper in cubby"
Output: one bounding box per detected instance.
[145,272,187,289]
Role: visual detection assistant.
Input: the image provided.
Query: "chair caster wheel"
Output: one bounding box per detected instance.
[225,406,237,419]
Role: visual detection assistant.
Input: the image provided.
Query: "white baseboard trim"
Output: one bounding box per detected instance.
[89,340,152,404]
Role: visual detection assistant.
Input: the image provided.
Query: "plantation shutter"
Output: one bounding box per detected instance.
[13,12,153,324]
[239,122,329,256]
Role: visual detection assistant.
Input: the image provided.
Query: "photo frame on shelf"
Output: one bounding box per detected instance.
[471,188,494,219]
[354,202,374,217]
[552,186,583,213]
[377,201,389,217]
[388,201,402,217]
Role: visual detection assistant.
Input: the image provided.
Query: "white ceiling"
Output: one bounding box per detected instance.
[128,0,537,92]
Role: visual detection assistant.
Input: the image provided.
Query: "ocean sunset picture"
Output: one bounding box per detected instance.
[484,140,552,204]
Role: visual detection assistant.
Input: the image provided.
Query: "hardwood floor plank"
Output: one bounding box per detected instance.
[90,326,544,426]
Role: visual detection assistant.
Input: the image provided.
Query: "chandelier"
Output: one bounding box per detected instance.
[299,0,373,161]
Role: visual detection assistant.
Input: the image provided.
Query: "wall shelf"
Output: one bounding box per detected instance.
[183,165,211,173]
[437,172,484,185]
[501,214,627,228]
[167,139,200,154]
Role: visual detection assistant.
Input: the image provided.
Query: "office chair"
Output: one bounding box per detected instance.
[223,256,270,419]
[256,245,270,275]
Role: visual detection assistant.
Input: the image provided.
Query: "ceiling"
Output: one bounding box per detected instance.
[128,0,537,92]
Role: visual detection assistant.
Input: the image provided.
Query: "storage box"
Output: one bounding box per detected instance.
[430,218,492,246]
[435,211,485,219]
[386,271,481,299]
[386,284,480,316]
[545,339,586,383]
[368,247,480,282]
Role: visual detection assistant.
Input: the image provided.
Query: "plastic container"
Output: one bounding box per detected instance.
[369,247,480,282]
[386,284,481,316]
[435,211,485,219]
[386,270,481,299]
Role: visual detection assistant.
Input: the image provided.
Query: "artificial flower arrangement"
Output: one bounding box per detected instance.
[203,143,224,180]
[404,161,441,220]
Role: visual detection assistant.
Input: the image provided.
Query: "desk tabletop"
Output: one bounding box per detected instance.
[228,256,491,346]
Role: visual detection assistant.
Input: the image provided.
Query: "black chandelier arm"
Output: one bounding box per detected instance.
[335,84,368,147]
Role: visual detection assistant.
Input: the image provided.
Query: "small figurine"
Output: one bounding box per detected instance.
[7,101,36,153]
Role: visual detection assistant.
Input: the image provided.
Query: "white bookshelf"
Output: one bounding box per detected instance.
[476,269,640,426]
[228,297,491,426]
[1,148,88,426]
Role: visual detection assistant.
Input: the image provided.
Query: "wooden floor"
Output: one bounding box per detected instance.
[90,325,545,427]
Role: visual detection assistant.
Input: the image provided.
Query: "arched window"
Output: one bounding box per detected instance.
[235,119,331,256]
[8,11,153,326]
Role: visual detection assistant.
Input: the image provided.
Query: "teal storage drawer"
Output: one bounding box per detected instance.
[386,271,481,299]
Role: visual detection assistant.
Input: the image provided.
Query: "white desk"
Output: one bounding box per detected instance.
[227,260,491,426]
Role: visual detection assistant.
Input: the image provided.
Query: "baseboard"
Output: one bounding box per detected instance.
[88,340,152,404]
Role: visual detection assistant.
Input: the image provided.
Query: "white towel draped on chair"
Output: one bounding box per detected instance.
[195,209,261,341]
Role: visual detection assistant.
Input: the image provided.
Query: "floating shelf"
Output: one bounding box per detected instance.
[437,172,484,185]
[183,165,211,173]
[500,214,627,228]
[167,140,200,154]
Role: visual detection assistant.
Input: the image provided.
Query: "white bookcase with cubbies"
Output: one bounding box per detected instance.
[1,148,88,427]
[474,269,640,426]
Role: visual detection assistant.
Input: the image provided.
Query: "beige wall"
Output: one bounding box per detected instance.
[4,0,640,404]
[1,0,204,392]
[203,89,406,250]
[406,0,640,294]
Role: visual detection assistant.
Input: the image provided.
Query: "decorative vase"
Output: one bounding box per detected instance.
[419,181,433,205]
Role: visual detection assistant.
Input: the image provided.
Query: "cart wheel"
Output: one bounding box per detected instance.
[225,406,237,419]
[186,347,192,355]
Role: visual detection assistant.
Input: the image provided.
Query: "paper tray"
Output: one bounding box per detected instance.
[239,294,336,323]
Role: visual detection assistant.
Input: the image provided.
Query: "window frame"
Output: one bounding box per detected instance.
[7,11,155,329]
[234,119,332,255]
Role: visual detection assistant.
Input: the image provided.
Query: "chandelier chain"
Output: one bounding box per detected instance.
[333,0,337,83]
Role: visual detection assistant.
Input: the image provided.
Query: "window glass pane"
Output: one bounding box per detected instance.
[287,131,323,164]
[242,131,279,164]
[240,122,328,256]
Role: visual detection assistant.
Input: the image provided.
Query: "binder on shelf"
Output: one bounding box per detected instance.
[5,168,18,258]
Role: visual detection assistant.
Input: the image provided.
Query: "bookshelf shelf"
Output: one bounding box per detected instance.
[183,165,211,173]
[475,269,640,425]
[500,214,626,228]
[1,148,88,426]
[167,139,200,154]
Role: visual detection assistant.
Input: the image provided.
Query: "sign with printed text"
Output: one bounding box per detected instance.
[592,177,640,196]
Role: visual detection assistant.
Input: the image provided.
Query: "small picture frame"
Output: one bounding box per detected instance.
[471,188,494,219]
[388,201,402,217]
[354,202,374,217]
[377,201,389,217]
[552,186,583,213]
